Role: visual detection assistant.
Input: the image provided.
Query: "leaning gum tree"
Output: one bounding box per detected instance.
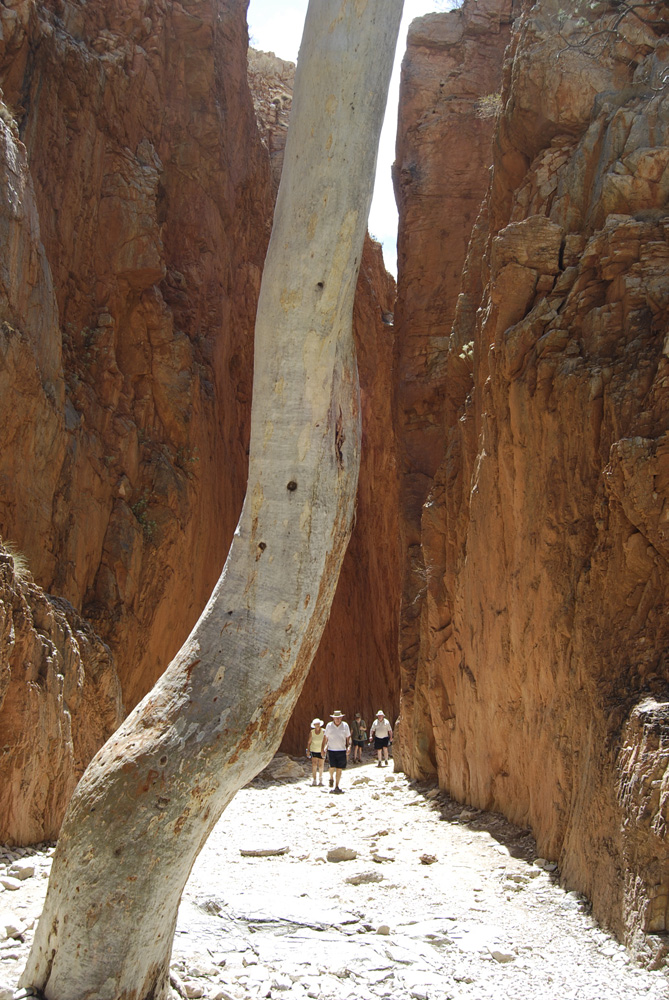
[20,2,403,999]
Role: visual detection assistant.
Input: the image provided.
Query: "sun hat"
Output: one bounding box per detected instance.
[376,709,385,716]
[311,718,324,727]
[355,712,361,717]
[330,710,345,718]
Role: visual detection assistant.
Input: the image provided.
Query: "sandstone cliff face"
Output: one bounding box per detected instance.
[247,48,294,190]
[394,0,513,772]
[0,0,271,713]
[395,0,669,957]
[0,544,123,844]
[0,0,400,822]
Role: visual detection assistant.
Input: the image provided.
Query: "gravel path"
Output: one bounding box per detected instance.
[1,754,668,1000]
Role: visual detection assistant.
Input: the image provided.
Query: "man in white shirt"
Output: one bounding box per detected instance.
[369,710,393,767]
[324,711,351,793]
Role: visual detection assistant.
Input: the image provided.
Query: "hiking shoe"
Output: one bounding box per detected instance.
[334,787,344,794]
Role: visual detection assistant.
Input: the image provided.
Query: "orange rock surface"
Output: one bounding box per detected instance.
[0,544,123,843]
[0,1,401,819]
[395,0,669,956]
[0,0,271,715]
[393,0,513,770]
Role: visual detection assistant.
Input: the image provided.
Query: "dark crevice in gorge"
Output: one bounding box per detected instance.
[1,0,669,970]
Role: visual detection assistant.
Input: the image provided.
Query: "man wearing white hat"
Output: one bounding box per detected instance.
[324,711,351,793]
[369,710,393,767]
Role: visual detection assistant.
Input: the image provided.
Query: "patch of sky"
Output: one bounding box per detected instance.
[247,1,459,277]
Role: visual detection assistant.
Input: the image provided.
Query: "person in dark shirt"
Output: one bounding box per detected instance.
[350,712,367,763]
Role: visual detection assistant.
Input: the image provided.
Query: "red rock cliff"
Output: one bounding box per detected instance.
[0,0,271,714]
[0,543,123,844]
[395,0,669,957]
[394,0,513,773]
[0,2,401,821]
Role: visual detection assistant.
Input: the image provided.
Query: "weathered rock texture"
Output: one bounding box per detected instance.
[0,0,271,715]
[247,48,294,190]
[394,0,513,770]
[0,0,399,818]
[0,543,123,844]
[395,0,669,959]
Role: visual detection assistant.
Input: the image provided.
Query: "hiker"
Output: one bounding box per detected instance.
[306,718,326,786]
[324,710,351,793]
[350,712,367,763]
[369,710,393,767]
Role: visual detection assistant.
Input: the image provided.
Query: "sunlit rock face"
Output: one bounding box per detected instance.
[395,0,669,958]
[393,0,514,769]
[0,544,123,844]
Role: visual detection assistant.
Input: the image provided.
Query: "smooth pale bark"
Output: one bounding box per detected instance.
[20,4,403,1000]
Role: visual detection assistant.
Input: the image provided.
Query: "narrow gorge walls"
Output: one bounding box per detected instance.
[395,0,669,957]
[248,49,402,750]
[394,0,513,774]
[0,0,401,834]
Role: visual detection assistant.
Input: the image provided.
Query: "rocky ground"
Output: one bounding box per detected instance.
[1,754,668,1000]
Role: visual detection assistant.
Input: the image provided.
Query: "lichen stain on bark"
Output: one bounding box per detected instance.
[279,288,303,311]
[263,420,274,445]
[271,601,289,623]
[227,718,260,762]
[251,482,264,530]
[173,808,190,836]
[299,501,313,537]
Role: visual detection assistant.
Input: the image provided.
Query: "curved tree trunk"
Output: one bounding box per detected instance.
[20,3,403,1000]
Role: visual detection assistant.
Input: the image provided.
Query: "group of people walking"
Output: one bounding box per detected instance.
[306,710,393,793]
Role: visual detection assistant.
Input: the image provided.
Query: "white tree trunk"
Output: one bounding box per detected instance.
[20,3,403,999]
